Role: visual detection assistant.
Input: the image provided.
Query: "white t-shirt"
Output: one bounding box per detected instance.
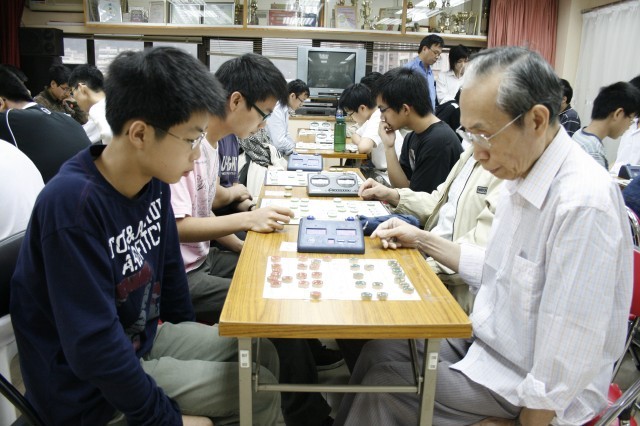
[356,109,403,170]
[0,141,44,239]
[169,140,219,271]
[611,119,640,174]
[436,70,464,104]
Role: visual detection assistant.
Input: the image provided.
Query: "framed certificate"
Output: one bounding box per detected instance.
[333,5,357,29]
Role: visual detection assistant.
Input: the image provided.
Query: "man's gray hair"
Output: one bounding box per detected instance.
[464,46,562,126]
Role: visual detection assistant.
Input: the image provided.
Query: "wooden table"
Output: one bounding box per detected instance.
[219,183,471,426]
[295,130,368,164]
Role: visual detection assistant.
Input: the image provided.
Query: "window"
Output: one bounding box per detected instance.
[94,39,144,74]
[62,38,88,64]
[371,42,417,74]
[208,38,254,72]
[153,41,199,58]
[262,38,312,81]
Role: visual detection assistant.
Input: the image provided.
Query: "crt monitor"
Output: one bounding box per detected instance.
[297,46,366,98]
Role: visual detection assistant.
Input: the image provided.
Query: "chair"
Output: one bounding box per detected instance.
[586,208,640,425]
[0,231,44,426]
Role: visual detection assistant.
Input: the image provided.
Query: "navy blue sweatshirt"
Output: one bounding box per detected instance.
[10,145,194,425]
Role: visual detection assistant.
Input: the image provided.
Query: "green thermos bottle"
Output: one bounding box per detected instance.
[333,107,346,152]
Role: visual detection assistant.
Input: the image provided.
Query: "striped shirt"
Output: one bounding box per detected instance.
[573,128,609,169]
[559,106,581,137]
[457,128,632,424]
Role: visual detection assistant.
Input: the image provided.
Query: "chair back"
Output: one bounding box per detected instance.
[0,232,25,317]
[0,231,45,426]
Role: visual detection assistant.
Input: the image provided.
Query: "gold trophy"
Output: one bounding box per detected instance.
[455,11,469,34]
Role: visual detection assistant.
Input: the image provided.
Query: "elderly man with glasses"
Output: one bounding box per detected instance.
[335,46,632,426]
[404,34,444,112]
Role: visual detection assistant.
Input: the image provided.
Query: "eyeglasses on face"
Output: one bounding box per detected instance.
[345,110,356,118]
[240,92,271,122]
[456,112,524,150]
[296,96,308,103]
[429,47,442,58]
[378,105,391,114]
[148,123,206,150]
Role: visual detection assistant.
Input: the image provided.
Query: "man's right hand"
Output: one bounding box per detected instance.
[359,178,400,207]
[247,205,294,233]
[378,120,397,149]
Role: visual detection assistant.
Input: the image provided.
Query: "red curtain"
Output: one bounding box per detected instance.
[487,0,558,66]
[1,0,26,66]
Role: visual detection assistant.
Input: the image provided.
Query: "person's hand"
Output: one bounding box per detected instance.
[236,198,254,212]
[378,120,397,149]
[358,178,399,206]
[182,415,214,426]
[247,205,294,233]
[370,218,421,249]
[229,184,251,203]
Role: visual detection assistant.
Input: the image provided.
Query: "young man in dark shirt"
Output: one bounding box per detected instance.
[374,67,463,193]
[11,47,281,426]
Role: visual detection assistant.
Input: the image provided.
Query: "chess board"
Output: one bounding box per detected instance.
[263,256,421,301]
[259,198,389,224]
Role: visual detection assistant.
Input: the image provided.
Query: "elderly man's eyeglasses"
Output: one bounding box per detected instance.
[148,124,206,150]
[456,113,524,150]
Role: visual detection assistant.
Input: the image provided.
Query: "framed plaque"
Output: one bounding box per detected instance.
[333,5,356,29]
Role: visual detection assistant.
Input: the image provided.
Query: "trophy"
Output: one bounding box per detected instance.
[248,0,259,25]
[455,11,469,34]
[360,0,376,30]
[438,11,451,33]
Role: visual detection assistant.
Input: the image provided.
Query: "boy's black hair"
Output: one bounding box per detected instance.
[359,72,383,90]
[214,53,288,107]
[287,79,310,98]
[591,81,640,120]
[372,67,432,117]
[338,83,375,112]
[630,75,640,92]
[448,45,469,72]
[69,64,105,92]
[0,65,33,103]
[560,79,574,104]
[47,64,71,86]
[105,47,226,136]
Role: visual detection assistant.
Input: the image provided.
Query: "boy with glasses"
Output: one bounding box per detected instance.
[375,67,463,194]
[338,82,404,184]
[34,63,88,125]
[265,79,311,156]
[171,53,337,426]
[404,34,444,111]
[11,47,282,426]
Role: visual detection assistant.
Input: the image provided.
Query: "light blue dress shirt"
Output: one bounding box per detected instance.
[404,56,436,111]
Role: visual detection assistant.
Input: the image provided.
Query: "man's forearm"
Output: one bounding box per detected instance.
[417,231,461,272]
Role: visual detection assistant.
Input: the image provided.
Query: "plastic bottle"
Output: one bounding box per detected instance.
[334,107,346,152]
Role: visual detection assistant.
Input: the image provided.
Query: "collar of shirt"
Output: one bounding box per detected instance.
[504,127,569,209]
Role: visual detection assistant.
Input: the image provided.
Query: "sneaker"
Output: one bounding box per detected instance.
[313,345,345,371]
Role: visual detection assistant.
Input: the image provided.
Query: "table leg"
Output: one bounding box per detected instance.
[238,337,253,426]
[418,338,441,426]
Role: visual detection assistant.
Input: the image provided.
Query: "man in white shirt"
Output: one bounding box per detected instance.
[335,46,632,426]
[0,141,44,239]
[266,79,309,156]
[338,83,403,183]
[69,64,112,144]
